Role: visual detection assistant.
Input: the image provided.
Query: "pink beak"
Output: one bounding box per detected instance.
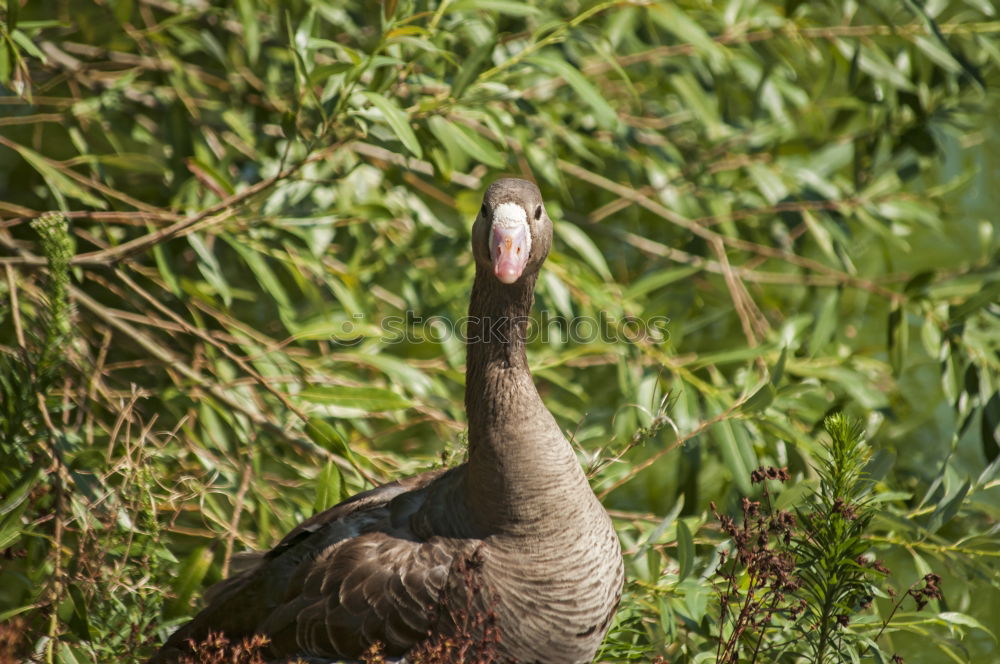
[492,224,530,284]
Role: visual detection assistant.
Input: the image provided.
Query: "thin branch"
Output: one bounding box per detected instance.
[558,159,903,302]
[0,138,353,268]
[0,210,180,225]
[68,284,371,482]
[598,394,750,499]
[710,235,770,349]
[0,134,164,214]
[222,461,254,578]
[350,141,483,189]
[590,21,1000,79]
[0,112,65,127]
[110,268,313,425]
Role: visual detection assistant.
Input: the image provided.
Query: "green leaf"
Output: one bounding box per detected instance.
[801,210,837,264]
[633,496,684,561]
[309,62,354,84]
[983,392,1000,463]
[363,91,422,158]
[0,41,10,84]
[624,266,700,300]
[774,478,817,511]
[72,153,166,174]
[747,162,787,204]
[236,0,259,64]
[676,520,694,581]
[649,3,720,60]
[57,643,85,664]
[11,142,106,208]
[888,303,908,374]
[305,417,350,457]
[0,604,36,622]
[152,240,181,297]
[770,346,787,386]
[188,158,234,196]
[0,467,44,551]
[850,41,915,91]
[864,449,895,483]
[555,221,613,281]
[450,0,542,16]
[11,29,45,61]
[904,0,984,86]
[225,235,292,311]
[0,497,29,550]
[188,233,233,306]
[693,344,775,369]
[937,611,995,639]
[313,461,344,512]
[306,418,372,479]
[529,55,618,129]
[66,583,91,640]
[427,116,506,169]
[921,315,942,357]
[678,577,710,624]
[0,465,42,516]
[452,38,496,98]
[924,478,970,534]
[740,382,775,414]
[712,416,754,494]
[950,279,1000,324]
[165,546,214,618]
[6,0,19,31]
[113,0,133,24]
[301,385,412,416]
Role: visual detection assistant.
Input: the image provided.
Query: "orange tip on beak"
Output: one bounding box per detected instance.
[492,223,530,284]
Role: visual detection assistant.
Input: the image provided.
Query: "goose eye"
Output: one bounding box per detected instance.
[481,202,489,218]
[534,205,542,220]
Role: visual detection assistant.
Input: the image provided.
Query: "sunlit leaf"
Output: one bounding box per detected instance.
[555,221,612,281]
[301,385,412,414]
[938,611,995,639]
[529,54,618,129]
[450,0,542,16]
[165,547,214,618]
[363,91,422,158]
[427,116,506,168]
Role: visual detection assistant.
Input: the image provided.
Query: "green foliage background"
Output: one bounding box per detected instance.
[0,0,999,661]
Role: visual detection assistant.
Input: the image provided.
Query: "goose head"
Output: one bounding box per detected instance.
[472,178,552,285]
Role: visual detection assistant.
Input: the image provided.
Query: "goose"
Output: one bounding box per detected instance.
[149,178,624,663]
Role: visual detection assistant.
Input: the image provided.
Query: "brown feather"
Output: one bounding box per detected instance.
[148,179,624,664]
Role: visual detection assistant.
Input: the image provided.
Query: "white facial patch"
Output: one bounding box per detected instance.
[491,202,531,255]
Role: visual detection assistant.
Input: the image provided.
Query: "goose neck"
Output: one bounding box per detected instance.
[461,268,587,532]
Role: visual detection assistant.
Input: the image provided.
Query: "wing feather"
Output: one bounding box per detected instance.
[148,468,467,663]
